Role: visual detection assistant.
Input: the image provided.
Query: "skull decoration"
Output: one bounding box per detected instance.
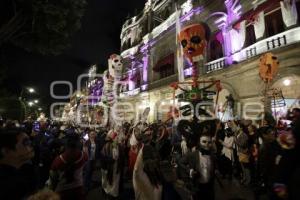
[259,52,279,82]
[179,23,210,63]
[108,54,123,78]
[199,135,213,151]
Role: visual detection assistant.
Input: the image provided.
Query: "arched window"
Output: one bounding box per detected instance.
[208,32,224,62]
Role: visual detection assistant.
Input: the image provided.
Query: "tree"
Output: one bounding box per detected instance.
[0,0,87,55]
[0,97,23,120]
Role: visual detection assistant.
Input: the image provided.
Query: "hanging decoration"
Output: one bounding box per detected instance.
[170,23,222,122]
[259,52,285,120]
[178,23,210,63]
[259,52,279,83]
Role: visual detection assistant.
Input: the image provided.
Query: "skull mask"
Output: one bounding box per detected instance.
[199,135,213,151]
[108,54,123,78]
[179,23,210,63]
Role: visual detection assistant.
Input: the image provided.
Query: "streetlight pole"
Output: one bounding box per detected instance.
[18,88,26,121]
[19,87,36,121]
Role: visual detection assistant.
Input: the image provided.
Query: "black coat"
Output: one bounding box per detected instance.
[179,150,215,185]
[0,163,37,199]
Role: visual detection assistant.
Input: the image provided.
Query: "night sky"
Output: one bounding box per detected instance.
[2,0,145,107]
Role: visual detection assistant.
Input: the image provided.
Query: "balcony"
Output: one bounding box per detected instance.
[207,27,300,73]
[206,57,227,73]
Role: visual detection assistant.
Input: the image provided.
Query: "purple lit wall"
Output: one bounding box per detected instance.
[181,6,204,23]
[88,78,104,105]
[212,0,242,65]
[142,53,148,83]
[129,57,136,91]
[122,5,208,89]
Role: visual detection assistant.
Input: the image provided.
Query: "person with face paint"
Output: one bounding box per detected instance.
[179,133,215,200]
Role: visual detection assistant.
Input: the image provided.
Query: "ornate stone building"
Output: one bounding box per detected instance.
[118,0,300,122]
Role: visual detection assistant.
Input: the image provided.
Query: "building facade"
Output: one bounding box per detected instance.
[119,0,300,122]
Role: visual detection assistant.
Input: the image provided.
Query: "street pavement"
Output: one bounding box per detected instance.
[87,177,266,200]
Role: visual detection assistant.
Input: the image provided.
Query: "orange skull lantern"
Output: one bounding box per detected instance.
[259,53,279,82]
[179,23,210,63]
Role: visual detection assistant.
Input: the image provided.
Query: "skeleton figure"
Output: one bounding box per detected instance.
[102,54,123,107]
[108,54,123,78]
[179,133,215,200]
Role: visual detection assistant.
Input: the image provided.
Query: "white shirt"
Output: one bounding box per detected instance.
[90,142,96,160]
[222,136,234,161]
[198,152,212,184]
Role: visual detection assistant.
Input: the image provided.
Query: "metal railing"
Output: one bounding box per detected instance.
[206,57,226,73]
[267,35,287,50]
[246,47,257,59]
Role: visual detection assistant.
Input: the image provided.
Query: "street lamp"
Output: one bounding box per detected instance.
[28,88,35,93]
[34,99,39,104]
[38,108,42,111]
[283,79,291,86]
[28,102,34,107]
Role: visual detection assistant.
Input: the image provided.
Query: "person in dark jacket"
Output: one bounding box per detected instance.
[179,133,215,200]
[83,129,101,191]
[0,127,35,199]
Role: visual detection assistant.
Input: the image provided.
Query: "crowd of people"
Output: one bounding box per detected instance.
[0,108,299,200]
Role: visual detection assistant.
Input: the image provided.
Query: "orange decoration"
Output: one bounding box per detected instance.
[170,82,179,90]
[259,53,279,82]
[178,23,210,63]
